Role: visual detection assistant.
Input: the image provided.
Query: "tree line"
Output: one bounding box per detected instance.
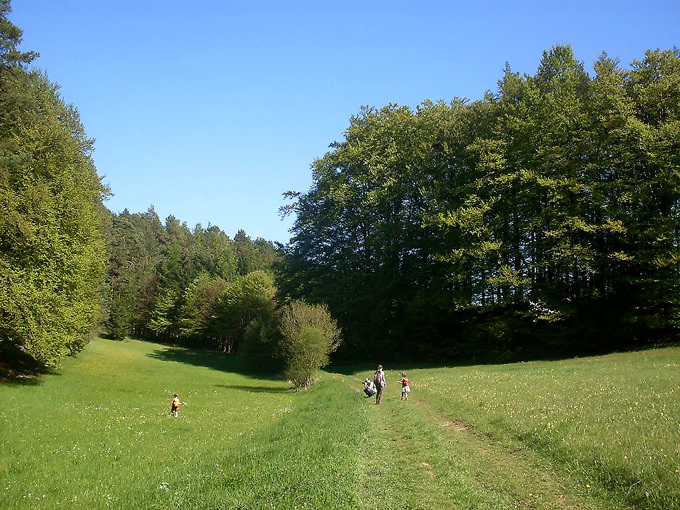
[104,209,342,388]
[281,45,680,362]
[104,207,278,351]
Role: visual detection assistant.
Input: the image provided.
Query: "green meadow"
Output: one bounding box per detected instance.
[1,339,678,509]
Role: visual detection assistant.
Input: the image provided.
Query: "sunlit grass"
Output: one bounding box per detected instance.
[0,339,296,508]
[411,347,680,510]
[2,339,678,509]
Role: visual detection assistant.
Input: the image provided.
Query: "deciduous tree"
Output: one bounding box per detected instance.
[0,1,108,366]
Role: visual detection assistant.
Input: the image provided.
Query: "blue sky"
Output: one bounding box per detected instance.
[11,1,680,243]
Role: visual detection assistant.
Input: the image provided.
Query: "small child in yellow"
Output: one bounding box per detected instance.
[170,393,181,418]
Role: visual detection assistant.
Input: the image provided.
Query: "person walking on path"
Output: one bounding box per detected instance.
[170,393,181,418]
[398,372,410,401]
[374,365,386,404]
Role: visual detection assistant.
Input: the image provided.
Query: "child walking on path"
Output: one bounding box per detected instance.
[170,393,181,418]
[398,372,410,401]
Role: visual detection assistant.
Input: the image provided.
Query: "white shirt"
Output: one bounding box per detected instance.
[375,370,385,387]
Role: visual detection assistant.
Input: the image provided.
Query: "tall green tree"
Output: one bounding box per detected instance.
[214,270,276,353]
[103,207,167,339]
[104,211,143,339]
[0,0,36,68]
[282,101,477,357]
[0,1,108,366]
[618,48,680,329]
[179,272,229,345]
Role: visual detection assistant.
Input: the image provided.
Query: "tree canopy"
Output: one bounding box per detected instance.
[103,207,281,353]
[281,45,680,362]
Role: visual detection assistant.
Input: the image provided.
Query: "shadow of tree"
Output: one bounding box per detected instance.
[0,343,53,386]
[214,384,291,394]
[145,344,283,381]
[327,361,459,377]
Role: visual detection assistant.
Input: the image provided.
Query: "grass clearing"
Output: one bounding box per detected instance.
[1,339,295,508]
[1,338,678,509]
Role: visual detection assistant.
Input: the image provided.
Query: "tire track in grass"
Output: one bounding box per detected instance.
[412,398,632,510]
[337,373,631,510]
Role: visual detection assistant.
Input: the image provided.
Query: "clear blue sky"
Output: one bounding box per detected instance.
[11,1,680,243]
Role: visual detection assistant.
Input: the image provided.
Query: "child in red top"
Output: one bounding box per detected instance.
[398,372,410,401]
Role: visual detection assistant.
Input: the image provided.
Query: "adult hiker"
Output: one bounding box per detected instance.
[373,364,386,404]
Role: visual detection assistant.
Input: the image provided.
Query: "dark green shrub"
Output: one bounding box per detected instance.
[240,308,284,372]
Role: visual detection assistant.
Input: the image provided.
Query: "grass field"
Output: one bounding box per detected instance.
[1,339,678,509]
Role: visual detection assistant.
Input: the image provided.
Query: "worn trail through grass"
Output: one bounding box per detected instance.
[334,372,628,510]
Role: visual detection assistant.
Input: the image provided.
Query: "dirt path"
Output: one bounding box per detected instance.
[334,373,629,510]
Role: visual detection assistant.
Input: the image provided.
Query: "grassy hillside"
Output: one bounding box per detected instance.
[392,348,680,510]
[1,339,678,509]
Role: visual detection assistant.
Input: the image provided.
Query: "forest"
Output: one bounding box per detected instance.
[1,0,678,371]
[281,46,680,362]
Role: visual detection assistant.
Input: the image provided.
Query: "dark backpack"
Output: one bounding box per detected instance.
[374,370,382,387]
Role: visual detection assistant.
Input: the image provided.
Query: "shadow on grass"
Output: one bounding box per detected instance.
[145,344,282,381]
[214,384,291,394]
[328,361,459,377]
[0,343,54,386]
[328,340,680,378]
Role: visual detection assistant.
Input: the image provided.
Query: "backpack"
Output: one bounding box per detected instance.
[374,370,383,387]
